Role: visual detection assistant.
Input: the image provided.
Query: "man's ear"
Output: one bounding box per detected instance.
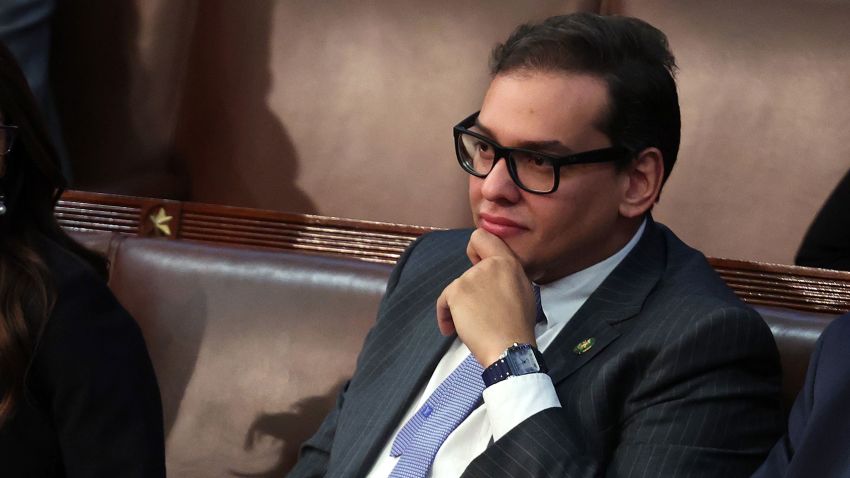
[619,147,664,218]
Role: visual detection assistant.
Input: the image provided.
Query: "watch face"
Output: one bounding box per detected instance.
[506,345,540,375]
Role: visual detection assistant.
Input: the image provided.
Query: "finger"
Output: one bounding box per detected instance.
[435,284,456,336]
[466,228,515,264]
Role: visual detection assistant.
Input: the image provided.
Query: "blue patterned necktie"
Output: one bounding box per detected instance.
[388,285,546,478]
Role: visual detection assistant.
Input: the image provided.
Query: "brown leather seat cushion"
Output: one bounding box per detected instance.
[754,305,835,412]
[69,230,121,263]
[106,236,392,476]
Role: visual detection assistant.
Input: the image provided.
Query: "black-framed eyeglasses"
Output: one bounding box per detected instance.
[453,112,630,194]
[0,124,18,156]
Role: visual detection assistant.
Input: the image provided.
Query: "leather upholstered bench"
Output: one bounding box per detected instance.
[74,231,392,476]
[71,231,843,477]
[63,192,850,477]
[754,306,836,411]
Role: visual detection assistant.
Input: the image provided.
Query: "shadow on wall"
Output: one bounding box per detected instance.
[176,0,317,214]
[230,380,345,477]
[50,0,188,198]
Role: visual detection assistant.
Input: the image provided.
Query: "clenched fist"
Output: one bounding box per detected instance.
[436,228,537,368]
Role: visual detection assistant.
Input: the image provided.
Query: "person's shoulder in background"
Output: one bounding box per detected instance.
[25,234,167,477]
[752,313,850,478]
[796,168,850,271]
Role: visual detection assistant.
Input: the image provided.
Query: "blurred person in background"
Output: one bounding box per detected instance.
[795,169,850,272]
[0,0,71,182]
[0,41,165,476]
[752,313,850,477]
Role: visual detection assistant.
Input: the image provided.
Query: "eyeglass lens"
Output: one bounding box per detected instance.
[457,132,555,192]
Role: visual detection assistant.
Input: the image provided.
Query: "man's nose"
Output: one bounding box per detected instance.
[480,157,522,203]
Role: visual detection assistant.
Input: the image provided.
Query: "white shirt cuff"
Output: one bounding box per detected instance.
[481,372,561,441]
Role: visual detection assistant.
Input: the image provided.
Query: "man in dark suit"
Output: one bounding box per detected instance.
[752,313,850,478]
[289,13,783,478]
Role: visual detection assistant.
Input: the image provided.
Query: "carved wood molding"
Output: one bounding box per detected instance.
[58,190,432,264]
[709,258,850,314]
[58,190,850,314]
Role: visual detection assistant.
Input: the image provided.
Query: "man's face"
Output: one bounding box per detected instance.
[469,72,633,283]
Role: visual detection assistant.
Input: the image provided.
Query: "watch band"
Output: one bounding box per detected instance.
[481,343,547,387]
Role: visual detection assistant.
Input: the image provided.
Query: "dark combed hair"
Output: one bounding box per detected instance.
[490,13,681,185]
[0,40,107,426]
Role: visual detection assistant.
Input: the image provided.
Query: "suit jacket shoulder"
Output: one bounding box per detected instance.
[388,229,472,292]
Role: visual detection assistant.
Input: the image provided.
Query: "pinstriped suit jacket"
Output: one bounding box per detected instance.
[288,221,784,478]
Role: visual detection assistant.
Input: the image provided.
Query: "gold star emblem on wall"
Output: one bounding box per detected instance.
[149,207,173,236]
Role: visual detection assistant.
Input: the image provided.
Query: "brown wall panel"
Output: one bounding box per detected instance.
[174,0,598,228]
[52,0,197,198]
[607,0,850,263]
[52,0,850,263]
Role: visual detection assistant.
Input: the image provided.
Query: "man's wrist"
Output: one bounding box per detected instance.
[478,336,538,368]
[481,343,547,388]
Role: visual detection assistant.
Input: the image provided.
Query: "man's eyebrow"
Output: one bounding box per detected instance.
[473,118,574,154]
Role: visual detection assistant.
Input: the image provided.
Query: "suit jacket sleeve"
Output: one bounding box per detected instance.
[795,168,850,271]
[28,260,166,477]
[752,313,850,478]
[463,306,783,478]
[750,334,822,478]
[287,235,425,477]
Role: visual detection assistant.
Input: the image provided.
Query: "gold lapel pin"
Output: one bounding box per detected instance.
[573,337,595,355]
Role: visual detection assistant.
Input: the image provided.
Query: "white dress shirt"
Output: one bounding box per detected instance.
[366,220,646,477]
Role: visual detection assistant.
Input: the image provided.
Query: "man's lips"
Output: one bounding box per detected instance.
[478,213,528,237]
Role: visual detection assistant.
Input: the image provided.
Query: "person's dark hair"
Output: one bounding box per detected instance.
[0,40,107,426]
[491,13,680,186]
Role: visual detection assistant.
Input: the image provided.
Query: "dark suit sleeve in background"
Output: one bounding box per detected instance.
[796,169,850,271]
[752,313,850,478]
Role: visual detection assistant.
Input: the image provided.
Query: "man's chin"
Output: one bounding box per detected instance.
[500,241,538,278]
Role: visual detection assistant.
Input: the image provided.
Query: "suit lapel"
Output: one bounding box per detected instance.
[364,304,455,441]
[546,220,667,385]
